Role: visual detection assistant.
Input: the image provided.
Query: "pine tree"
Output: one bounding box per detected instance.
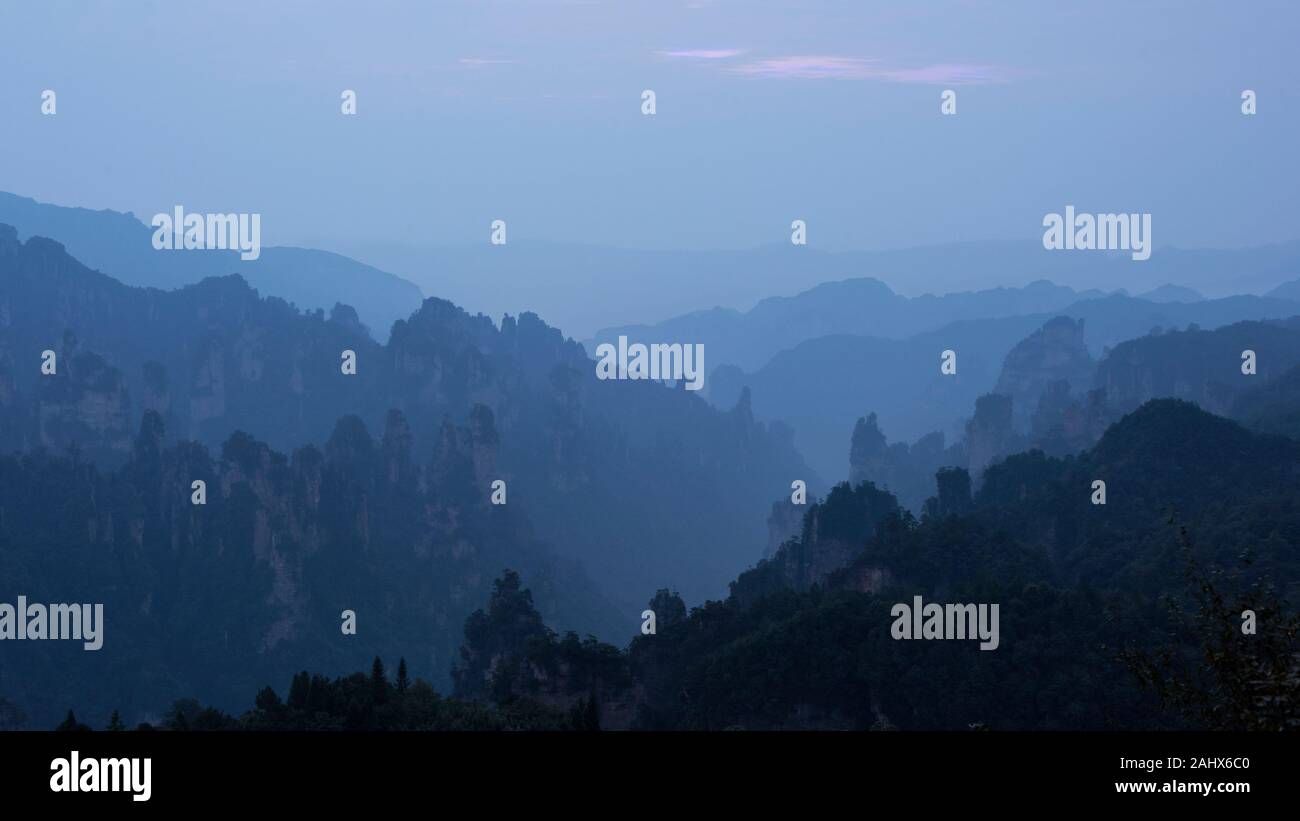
[371,656,389,705]
[255,686,282,715]
[396,657,409,694]
[287,671,312,713]
[56,710,89,732]
[107,709,125,731]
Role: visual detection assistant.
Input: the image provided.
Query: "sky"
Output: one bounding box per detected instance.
[0,0,1297,255]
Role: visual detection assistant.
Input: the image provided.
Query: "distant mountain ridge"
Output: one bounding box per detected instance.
[0,192,424,340]
[1137,284,1204,303]
[343,238,1300,341]
[1269,277,1300,302]
[589,277,1108,373]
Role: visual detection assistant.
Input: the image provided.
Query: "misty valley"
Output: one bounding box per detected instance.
[1,11,1298,788]
[0,206,1297,736]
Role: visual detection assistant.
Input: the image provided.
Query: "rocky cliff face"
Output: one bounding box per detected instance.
[764,497,804,559]
[849,412,957,513]
[33,334,133,458]
[994,316,1095,431]
[848,411,889,485]
[1094,319,1300,416]
[1230,362,1300,440]
[963,393,1020,480]
[1028,382,1115,455]
[731,481,902,605]
[0,351,21,441]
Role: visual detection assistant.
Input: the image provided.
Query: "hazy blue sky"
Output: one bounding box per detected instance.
[1,0,1297,253]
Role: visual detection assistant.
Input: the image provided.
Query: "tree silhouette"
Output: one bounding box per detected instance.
[1121,522,1300,730]
[371,656,389,705]
[55,710,91,732]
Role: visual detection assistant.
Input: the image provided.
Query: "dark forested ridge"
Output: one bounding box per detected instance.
[578,399,1295,730]
[43,399,1299,732]
[0,407,623,728]
[618,400,1299,730]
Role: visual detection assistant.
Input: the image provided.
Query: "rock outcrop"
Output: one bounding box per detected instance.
[994,316,1095,431]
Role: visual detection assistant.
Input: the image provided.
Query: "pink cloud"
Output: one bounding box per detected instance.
[730,55,1005,84]
[658,49,745,60]
[730,56,878,79]
[881,63,1006,84]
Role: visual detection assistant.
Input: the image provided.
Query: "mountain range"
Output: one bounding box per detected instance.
[705,290,1300,480]
[0,192,424,340]
[0,223,811,615]
[338,237,1300,342]
[4,192,1300,732]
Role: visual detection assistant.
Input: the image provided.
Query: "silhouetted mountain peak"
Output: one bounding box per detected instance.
[849,412,888,468]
